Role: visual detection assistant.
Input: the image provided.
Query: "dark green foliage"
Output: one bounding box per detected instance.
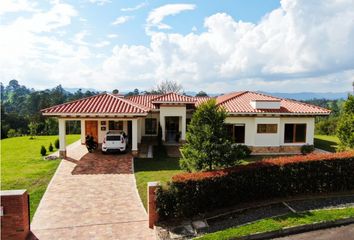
[40,146,47,156]
[180,99,246,171]
[195,91,208,97]
[315,117,338,135]
[301,144,315,154]
[54,139,60,149]
[337,95,354,150]
[153,145,167,161]
[48,143,54,152]
[156,153,354,219]
[1,80,98,139]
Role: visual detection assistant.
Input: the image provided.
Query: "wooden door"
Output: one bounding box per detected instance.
[85,121,98,142]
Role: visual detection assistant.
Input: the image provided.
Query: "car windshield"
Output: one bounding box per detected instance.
[106,135,121,141]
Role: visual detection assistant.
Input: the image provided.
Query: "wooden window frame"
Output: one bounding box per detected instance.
[257,124,278,134]
[284,123,307,143]
[108,120,123,131]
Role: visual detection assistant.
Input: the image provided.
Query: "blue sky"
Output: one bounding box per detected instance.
[0,0,353,93]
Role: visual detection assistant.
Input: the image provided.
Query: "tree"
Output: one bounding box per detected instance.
[28,121,39,139]
[156,80,183,94]
[112,89,119,94]
[180,99,241,172]
[337,95,354,150]
[48,143,54,152]
[195,91,208,97]
[40,145,47,156]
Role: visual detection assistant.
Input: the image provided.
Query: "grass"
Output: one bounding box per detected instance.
[1,134,80,220]
[134,157,183,209]
[314,134,340,152]
[197,207,354,240]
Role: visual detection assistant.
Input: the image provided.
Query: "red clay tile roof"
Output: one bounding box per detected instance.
[216,91,330,115]
[41,91,330,116]
[41,93,148,115]
[126,94,159,110]
[151,92,196,104]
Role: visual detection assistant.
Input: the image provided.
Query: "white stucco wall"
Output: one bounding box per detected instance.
[225,116,315,146]
[159,105,186,140]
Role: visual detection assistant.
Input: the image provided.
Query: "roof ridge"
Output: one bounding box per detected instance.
[108,93,148,112]
[216,91,248,105]
[41,92,105,112]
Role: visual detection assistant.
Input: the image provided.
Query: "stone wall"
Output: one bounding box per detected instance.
[251,145,302,154]
[1,190,30,240]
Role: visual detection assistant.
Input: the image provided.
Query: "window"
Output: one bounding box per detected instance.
[234,125,245,143]
[109,121,123,130]
[145,118,157,134]
[257,124,277,134]
[284,124,306,143]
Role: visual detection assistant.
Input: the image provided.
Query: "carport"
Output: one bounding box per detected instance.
[41,93,148,157]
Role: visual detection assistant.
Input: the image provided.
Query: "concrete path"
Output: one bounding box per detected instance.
[31,141,154,240]
[274,223,354,240]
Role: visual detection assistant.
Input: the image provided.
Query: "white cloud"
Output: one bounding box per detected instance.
[0,0,38,15]
[95,40,110,48]
[88,0,111,6]
[112,16,134,25]
[121,2,148,12]
[107,34,118,39]
[146,4,196,31]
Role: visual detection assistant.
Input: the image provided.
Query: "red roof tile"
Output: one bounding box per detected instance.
[41,93,147,115]
[126,94,159,110]
[195,96,212,106]
[151,92,196,104]
[216,91,330,115]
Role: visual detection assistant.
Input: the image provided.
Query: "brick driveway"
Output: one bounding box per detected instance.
[31,141,154,240]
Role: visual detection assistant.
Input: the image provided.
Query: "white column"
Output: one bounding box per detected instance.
[80,119,85,144]
[137,118,142,143]
[58,118,66,158]
[132,119,138,152]
[181,115,186,140]
[160,115,165,141]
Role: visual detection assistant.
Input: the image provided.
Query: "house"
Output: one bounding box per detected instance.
[41,91,330,157]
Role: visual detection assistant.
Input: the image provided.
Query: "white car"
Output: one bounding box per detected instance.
[101,131,127,153]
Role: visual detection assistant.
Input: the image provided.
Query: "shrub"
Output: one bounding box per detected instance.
[40,146,47,156]
[7,129,18,138]
[301,144,315,155]
[231,144,252,158]
[156,151,354,219]
[48,143,54,152]
[54,139,60,149]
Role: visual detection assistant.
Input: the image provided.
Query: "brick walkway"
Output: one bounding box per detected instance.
[31,141,154,240]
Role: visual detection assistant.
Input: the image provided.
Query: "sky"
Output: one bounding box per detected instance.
[0,0,353,93]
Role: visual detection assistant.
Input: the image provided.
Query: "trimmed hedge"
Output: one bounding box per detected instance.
[156,151,354,219]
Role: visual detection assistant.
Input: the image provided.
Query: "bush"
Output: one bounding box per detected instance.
[49,143,54,152]
[301,144,315,155]
[54,139,60,149]
[156,151,354,219]
[7,129,19,138]
[231,144,252,158]
[40,146,47,156]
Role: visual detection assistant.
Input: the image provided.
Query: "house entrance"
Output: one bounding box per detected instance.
[165,117,180,143]
[85,120,98,142]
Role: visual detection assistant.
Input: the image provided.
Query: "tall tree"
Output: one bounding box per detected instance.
[180,99,240,171]
[156,80,183,94]
[337,95,354,150]
[195,91,208,97]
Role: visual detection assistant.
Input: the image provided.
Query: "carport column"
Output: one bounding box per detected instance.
[132,119,138,156]
[58,118,66,158]
[80,119,85,144]
[181,114,186,141]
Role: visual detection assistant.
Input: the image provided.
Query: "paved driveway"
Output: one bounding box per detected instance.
[31,141,154,240]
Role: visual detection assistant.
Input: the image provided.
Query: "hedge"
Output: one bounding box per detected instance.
[156,151,354,219]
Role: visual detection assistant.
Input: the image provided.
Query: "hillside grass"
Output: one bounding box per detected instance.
[1,135,80,220]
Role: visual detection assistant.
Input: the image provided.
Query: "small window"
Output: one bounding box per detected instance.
[257,124,277,134]
[284,124,306,143]
[109,121,123,130]
[145,118,157,134]
[106,135,121,141]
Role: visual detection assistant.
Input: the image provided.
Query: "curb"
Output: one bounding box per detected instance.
[230,217,354,240]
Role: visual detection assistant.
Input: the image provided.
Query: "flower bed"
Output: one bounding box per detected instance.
[156,151,354,219]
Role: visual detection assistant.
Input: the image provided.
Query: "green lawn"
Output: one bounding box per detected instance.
[197,207,354,240]
[1,134,80,220]
[134,157,183,209]
[314,135,340,152]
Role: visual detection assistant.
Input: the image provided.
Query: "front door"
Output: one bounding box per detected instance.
[165,117,179,143]
[85,121,98,142]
